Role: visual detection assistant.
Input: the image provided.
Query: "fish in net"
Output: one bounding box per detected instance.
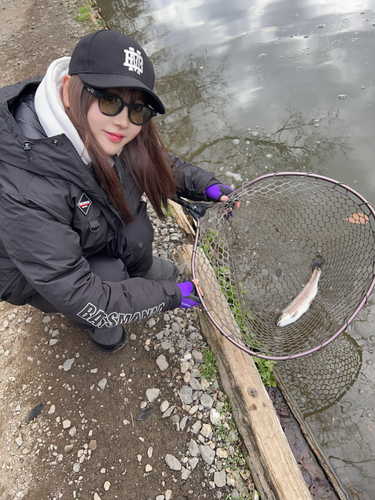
[190,173,375,360]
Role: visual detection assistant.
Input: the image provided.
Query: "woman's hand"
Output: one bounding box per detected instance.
[177,279,202,309]
[205,184,233,202]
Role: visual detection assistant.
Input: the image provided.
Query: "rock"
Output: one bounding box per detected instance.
[171,322,181,333]
[188,457,199,470]
[200,423,212,438]
[145,464,153,472]
[188,439,199,457]
[181,467,191,480]
[192,350,204,363]
[160,400,169,413]
[162,405,175,419]
[180,361,190,374]
[199,445,215,465]
[94,493,102,500]
[214,470,227,487]
[179,415,188,431]
[165,454,182,471]
[69,426,77,437]
[189,405,199,415]
[200,393,214,409]
[64,444,74,453]
[62,420,71,429]
[103,481,110,491]
[191,420,202,434]
[89,439,97,451]
[156,354,169,371]
[48,405,56,415]
[98,378,107,390]
[72,463,80,472]
[189,378,202,390]
[137,408,153,420]
[216,447,228,459]
[179,386,193,405]
[146,388,160,402]
[15,436,23,447]
[165,490,172,500]
[210,408,221,425]
[62,358,75,371]
[49,338,59,346]
[146,317,156,328]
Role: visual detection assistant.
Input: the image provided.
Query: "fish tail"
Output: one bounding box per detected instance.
[311,256,325,270]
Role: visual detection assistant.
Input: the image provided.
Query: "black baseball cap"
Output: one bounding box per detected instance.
[68,29,165,114]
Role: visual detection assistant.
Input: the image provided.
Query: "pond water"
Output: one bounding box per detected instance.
[97,1,375,498]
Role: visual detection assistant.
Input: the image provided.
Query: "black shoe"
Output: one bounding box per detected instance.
[91,326,128,353]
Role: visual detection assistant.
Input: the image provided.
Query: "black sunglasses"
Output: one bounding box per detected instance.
[84,85,157,125]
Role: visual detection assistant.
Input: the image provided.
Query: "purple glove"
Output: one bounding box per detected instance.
[205,184,233,201]
[177,281,201,309]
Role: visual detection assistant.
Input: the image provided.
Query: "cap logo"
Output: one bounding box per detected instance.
[124,47,143,75]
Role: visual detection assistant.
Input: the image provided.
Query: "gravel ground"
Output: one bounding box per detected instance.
[0,202,256,500]
[0,4,256,495]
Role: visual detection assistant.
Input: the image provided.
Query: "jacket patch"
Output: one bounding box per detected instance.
[77,193,92,215]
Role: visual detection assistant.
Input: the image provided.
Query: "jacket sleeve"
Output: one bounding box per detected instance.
[168,153,221,202]
[0,193,182,329]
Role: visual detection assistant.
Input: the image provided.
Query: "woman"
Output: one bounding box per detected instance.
[0,30,233,352]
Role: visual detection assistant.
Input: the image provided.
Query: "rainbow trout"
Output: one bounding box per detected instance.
[276,258,325,327]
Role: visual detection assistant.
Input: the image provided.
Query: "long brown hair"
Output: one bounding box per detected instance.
[64,75,177,222]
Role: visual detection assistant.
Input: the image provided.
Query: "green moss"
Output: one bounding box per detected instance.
[201,230,276,388]
[74,4,91,23]
[199,348,218,381]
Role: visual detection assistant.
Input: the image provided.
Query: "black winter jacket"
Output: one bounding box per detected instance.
[0,78,218,329]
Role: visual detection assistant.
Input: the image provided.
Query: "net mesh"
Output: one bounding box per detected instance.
[192,173,375,359]
[275,333,361,416]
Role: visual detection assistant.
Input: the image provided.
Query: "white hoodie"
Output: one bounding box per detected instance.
[34,57,91,165]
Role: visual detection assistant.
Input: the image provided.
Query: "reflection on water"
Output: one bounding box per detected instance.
[97,0,375,497]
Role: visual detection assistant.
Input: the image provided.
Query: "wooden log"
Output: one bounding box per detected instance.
[177,244,312,500]
[168,199,196,237]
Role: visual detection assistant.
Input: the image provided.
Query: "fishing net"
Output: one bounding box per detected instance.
[275,333,361,416]
[191,173,375,360]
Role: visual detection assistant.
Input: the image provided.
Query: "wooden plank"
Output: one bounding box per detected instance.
[178,245,312,500]
[169,199,196,237]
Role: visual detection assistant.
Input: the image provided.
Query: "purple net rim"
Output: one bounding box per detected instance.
[192,171,375,361]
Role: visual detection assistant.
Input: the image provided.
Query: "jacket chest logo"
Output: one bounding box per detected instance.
[77,193,92,215]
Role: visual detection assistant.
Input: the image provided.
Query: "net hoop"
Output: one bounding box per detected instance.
[191,172,375,360]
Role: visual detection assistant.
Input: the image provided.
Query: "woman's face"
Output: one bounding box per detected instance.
[86,89,143,156]
[62,76,143,156]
